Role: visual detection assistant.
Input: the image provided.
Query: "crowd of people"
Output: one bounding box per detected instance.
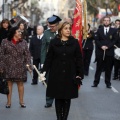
[0,15,120,120]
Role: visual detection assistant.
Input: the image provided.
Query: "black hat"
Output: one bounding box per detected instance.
[48,15,62,24]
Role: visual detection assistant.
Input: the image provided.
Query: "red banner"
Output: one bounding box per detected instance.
[72,0,82,50]
[118,4,120,11]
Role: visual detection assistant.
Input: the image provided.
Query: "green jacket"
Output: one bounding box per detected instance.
[41,29,57,64]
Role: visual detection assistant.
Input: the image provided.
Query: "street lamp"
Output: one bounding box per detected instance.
[105,0,108,16]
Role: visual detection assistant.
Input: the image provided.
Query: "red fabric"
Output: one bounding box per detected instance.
[72,0,82,51]
[12,39,18,45]
[72,0,83,90]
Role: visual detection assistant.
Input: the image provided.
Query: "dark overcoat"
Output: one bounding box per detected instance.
[29,35,42,60]
[41,36,84,99]
[0,39,31,81]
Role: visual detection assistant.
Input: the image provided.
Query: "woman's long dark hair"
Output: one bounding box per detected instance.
[7,26,19,41]
[0,19,11,29]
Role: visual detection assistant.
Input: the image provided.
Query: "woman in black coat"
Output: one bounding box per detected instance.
[18,22,28,43]
[41,22,84,120]
[0,19,11,45]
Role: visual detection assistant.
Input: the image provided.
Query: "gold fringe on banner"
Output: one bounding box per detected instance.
[83,0,88,40]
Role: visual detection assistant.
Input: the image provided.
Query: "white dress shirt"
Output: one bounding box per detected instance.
[104,27,110,35]
[37,34,44,39]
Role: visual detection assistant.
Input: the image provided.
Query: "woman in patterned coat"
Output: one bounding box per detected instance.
[0,26,31,108]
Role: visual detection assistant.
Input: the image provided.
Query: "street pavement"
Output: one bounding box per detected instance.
[0,52,120,120]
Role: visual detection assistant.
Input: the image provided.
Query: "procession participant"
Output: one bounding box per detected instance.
[82,23,94,76]
[29,25,44,85]
[41,15,62,108]
[91,16,117,88]
[113,19,120,80]
[18,22,29,42]
[0,19,11,45]
[115,19,120,28]
[41,21,84,120]
[0,26,31,108]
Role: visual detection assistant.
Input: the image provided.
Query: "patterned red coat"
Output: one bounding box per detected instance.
[0,39,31,81]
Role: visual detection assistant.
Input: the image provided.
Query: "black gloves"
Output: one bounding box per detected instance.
[74,78,83,85]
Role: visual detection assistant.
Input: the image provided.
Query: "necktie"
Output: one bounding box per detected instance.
[106,29,108,35]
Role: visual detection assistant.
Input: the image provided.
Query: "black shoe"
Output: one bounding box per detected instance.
[113,77,118,80]
[91,84,97,87]
[31,83,38,85]
[84,73,88,76]
[106,85,111,88]
[20,103,26,108]
[6,104,11,108]
[44,104,52,108]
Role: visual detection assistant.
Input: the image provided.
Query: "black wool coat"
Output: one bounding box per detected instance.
[41,36,84,99]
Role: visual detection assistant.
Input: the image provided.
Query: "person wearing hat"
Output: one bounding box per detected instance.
[40,15,62,108]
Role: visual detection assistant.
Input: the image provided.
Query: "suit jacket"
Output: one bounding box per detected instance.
[115,29,120,48]
[95,27,117,56]
[29,35,42,60]
[82,30,94,50]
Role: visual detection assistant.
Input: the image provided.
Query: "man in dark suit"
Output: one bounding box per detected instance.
[92,16,117,88]
[82,24,94,76]
[29,25,44,85]
[113,19,120,80]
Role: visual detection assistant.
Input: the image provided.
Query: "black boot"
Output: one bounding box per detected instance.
[113,76,118,80]
[62,99,71,120]
[55,99,63,120]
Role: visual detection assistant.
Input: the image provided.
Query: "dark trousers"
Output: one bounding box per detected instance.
[94,56,114,86]
[32,58,41,83]
[83,49,93,75]
[45,72,54,105]
[114,58,120,77]
[46,97,54,105]
[55,99,71,120]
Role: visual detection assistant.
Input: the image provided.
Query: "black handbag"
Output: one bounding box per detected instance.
[0,73,9,95]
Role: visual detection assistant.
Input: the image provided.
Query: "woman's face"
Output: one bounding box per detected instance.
[2,22,9,29]
[61,24,71,38]
[19,23,24,30]
[14,29,22,40]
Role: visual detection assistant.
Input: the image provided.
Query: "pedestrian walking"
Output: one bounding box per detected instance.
[42,15,62,108]
[41,21,84,120]
[82,24,94,76]
[0,19,11,45]
[0,26,31,108]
